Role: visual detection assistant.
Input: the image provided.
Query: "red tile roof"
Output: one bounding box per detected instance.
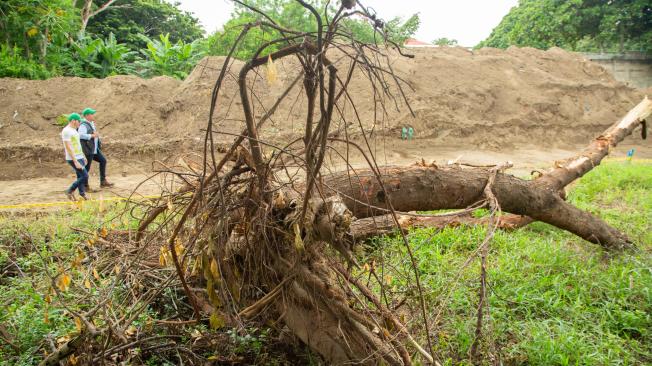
[404,38,431,46]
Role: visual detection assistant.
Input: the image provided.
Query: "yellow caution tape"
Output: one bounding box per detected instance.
[0,194,161,210]
[0,158,648,210]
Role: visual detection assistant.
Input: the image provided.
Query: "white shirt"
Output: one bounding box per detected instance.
[61,125,85,161]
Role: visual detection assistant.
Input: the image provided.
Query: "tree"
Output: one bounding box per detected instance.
[0,0,78,60]
[478,0,652,53]
[137,33,206,79]
[207,0,420,59]
[134,2,648,364]
[432,37,458,46]
[85,0,204,51]
[78,0,120,36]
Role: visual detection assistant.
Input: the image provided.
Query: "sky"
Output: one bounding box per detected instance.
[175,0,519,47]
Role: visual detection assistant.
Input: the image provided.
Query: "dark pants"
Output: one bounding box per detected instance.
[67,159,88,196]
[85,149,107,182]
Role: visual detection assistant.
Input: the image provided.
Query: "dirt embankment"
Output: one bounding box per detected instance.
[0,46,647,180]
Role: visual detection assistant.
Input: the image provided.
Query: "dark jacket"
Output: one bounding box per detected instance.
[79,120,96,159]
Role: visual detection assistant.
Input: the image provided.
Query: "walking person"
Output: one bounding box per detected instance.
[62,113,88,201]
[79,107,114,190]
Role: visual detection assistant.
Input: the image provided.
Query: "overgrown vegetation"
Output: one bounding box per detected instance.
[1,161,649,365]
[0,0,205,79]
[478,0,652,53]
[0,0,420,80]
[206,0,420,60]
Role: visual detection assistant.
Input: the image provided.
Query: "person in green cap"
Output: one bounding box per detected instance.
[61,113,88,201]
[79,107,114,189]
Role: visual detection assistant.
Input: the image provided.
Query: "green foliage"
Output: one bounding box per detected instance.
[137,33,206,79]
[227,327,270,356]
[478,0,652,53]
[360,160,652,364]
[0,0,79,60]
[385,14,421,45]
[206,0,420,60]
[55,114,68,127]
[432,38,459,46]
[0,45,52,79]
[0,0,204,80]
[0,162,649,364]
[86,0,204,51]
[66,33,136,78]
[93,33,137,77]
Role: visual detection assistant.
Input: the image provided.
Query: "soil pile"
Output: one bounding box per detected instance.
[0,46,646,178]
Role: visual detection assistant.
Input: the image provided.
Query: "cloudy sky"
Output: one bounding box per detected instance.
[175,0,519,47]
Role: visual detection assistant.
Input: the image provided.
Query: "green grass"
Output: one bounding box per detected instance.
[0,161,650,365]
[0,202,139,366]
[361,160,652,365]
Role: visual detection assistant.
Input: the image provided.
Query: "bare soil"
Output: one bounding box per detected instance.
[0,46,649,207]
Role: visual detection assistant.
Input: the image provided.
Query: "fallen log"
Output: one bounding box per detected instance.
[339,97,651,248]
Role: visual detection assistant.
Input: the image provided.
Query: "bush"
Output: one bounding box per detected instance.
[66,33,137,78]
[138,33,205,79]
[0,45,53,79]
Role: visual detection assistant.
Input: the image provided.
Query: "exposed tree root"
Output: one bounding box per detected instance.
[132,0,651,362]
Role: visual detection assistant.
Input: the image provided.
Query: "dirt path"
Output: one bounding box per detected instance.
[1,142,648,209]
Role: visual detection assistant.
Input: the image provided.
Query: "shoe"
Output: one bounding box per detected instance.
[100,180,114,188]
[65,190,76,201]
[85,185,98,193]
[79,194,88,201]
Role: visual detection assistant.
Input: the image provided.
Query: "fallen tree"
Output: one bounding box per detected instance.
[133,1,650,364]
[345,97,651,246]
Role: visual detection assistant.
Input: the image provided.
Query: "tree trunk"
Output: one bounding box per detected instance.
[337,97,652,249]
[80,0,118,36]
[325,165,630,249]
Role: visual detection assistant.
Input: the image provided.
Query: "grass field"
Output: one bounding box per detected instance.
[1,160,650,365]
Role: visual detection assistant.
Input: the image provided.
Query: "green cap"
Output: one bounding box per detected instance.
[82,107,96,116]
[68,113,81,121]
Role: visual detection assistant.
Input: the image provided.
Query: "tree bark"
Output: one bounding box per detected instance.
[80,0,118,35]
[337,97,652,248]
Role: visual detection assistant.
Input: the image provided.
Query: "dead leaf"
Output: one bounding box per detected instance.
[209,312,225,330]
[57,272,71,292]
[125,325,137,337]
[293,223,304,252]
[210,258,219,281]
[74,317,82,332]
[265,55,278,86]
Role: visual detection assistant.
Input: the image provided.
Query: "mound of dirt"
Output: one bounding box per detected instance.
[0,74,180,144]
[0,46,647,179]
[165,46,645,150]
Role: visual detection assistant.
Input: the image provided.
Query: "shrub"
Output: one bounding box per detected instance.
[0,45,53,79]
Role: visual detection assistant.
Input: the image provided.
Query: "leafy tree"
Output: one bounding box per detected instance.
[79,0,120,36]
[478,0,652,53]
[385,14,421,44]
[92,32,137,77]
[60,33,135,77]
[0,0,79,60]
[432,37,458,46]
[207,0,420,59]
[137,33,206,79]
[85,0,204,51]
[0,45,52,79]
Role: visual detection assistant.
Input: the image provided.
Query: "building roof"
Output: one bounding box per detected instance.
[404,38,434,47]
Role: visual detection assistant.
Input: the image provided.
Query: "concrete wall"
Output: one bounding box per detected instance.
[582,52,652,89]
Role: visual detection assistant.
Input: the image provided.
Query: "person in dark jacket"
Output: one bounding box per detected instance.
[79,107,114,190]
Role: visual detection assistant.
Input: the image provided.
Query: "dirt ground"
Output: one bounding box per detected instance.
[0,141,649,208]
[0,46,650,208]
